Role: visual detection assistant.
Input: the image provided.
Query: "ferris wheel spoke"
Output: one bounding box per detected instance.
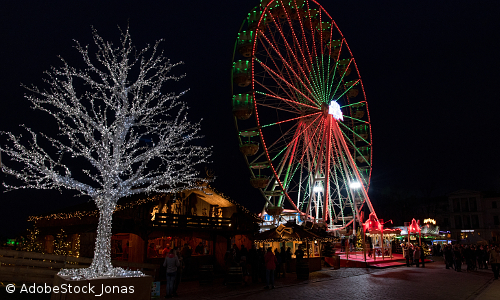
[342,115,370,124]
[267,9,322,101]
[255,87,319,111]
[265,15,312,80]
[324,39,348,99]
[256,102,302,114]
[277,127,303,207]
[333,121,375,215]
[255,85,303,114]
[300,15,326,102]
[340,99,366,109]
[255,59,316,107]
[267,117,317,162]
[294,9,315,85]
[263,122,300,159]
[257,35,318,104]
[281,1,314,75]
[338,121,371,145]
[260,111,321,128]
[338,132,371,167]
[325,52,342,99]
[310,18,329,102]
[256,35,308,105]
[303,0,319,60]
[296,117,325,166]
[334,78,360,100]
[331,58,353,97]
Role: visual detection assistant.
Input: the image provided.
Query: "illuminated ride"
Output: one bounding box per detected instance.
[231,0,377,232]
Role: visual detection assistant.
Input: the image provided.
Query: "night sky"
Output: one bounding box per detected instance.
[1,0,500,238]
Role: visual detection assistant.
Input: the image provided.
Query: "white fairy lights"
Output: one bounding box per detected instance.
[0,27,211,279]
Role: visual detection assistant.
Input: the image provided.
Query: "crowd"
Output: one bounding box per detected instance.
[223,243,306,289]
[403,242,500,279]
[403,244,426,267]
[441,244,500,279]
[162,241,500,297]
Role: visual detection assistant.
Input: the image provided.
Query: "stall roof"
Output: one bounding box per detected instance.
[185,188,233,208]
[254,223,336,242]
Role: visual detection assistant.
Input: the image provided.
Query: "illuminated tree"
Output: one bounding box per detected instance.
[21,225,44,253]
[54,229,68,256]
[0,27,211,278]
[356,227,363,250]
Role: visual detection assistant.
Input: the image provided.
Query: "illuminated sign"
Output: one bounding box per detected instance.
[424,218,436,225]
[461,229,474,233]
[328,101,343,120]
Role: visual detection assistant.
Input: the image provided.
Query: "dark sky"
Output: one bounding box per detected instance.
[1,0,500,237]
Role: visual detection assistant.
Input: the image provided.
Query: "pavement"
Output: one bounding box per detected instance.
[163,257,500,300]
[1,257,498,299]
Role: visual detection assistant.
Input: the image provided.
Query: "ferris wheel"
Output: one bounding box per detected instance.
[231,0,377,231]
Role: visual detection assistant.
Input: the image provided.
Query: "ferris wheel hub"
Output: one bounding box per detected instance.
[328,101,344,121]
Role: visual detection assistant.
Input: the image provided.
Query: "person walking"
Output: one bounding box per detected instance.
[489,245,500,280]
[477,246,484,269]
[274,248,282,278]
[414,246,421,267]
[285,247,292,273]
[280,246,287,278]
[163,249,180,298]
[453,245,462,272]
[295,245,304,261]
[444,245,453,269]
[264,247,277,289]
[483,246,489,270]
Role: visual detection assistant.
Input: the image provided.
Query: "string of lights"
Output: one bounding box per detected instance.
[28,194,166,221]
[28,185,258,222]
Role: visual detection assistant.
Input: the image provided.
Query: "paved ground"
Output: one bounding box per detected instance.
[2,257,498,299]
[167,258,500,300]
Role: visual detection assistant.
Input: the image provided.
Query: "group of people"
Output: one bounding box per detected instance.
[223,243,305,289]
[403,244,426,267]
[443,244,500,279]
[262,245,305,289]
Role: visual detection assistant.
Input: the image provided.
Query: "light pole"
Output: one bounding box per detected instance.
[349,181,361,257]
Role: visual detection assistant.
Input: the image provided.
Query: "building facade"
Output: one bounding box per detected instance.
[445,189,500,242]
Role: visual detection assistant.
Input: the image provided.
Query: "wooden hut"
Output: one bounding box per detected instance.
[28,185,259,273]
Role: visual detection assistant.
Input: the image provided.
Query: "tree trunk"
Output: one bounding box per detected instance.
[89,201,116,275]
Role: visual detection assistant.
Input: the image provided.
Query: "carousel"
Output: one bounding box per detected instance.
[364,213,400,260]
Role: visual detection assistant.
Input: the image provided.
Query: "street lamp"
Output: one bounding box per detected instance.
[313,185,323,193]
[348,180,362,257]
[349,181,361,189]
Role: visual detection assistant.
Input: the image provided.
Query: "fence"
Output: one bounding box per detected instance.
[0,249,158,285]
